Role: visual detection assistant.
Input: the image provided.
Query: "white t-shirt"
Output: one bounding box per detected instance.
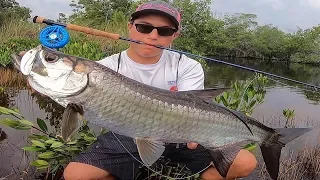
[97,49,204,91]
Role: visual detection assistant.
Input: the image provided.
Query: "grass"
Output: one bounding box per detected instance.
[0,19,41,44]
[136,159,200,180]
[62,20,130,57]
[0,68,27,88]
[0,18,130,66]
[256,144,320,180]
[0,18,130,48]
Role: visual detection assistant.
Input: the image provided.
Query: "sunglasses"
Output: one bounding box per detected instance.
[134,23,177,36]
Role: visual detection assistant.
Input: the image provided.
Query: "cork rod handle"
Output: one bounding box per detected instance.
[33,16,121,40]
[66,24,120,40]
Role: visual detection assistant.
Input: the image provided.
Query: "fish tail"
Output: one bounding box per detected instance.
[261,128,311,180]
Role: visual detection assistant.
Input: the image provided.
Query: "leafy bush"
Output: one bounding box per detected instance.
[0,106,105,176]
[0,36,108,66]
[61,40,106,61]
[0,37,39,66]
[214,73,269,116]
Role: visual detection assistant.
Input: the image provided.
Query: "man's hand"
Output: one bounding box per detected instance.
[187,142,198,149]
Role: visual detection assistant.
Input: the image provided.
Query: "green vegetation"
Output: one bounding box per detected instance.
[0,0,319,179]
[0,106,103,177]
[215,74,269,116]
[283,109,295,128]
[1,0,320,66]
[0,37,40,66]
[0,0,30,27]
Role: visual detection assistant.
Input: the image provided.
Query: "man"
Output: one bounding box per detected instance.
[63,1,257,180]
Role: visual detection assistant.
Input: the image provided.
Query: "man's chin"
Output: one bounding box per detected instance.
[130,45,164,58]
[138,50,163,58]
[141,53,162,58]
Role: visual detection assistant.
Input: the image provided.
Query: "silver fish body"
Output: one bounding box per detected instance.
[12,45,311,180]
[73,70,264,146]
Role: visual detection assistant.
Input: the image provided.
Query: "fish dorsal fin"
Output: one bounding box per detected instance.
[135,137,165,167]
[207,140,250,178]
[61,103,84,141]
[184,88,230,103]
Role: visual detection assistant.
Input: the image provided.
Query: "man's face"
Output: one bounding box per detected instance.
[128,14,179,58]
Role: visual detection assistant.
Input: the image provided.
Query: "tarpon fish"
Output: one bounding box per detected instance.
[12,45,311,180]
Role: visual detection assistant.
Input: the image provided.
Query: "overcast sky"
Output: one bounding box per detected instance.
[16,0,320,32]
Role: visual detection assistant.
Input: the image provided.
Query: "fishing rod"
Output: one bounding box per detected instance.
[32,16,320,90]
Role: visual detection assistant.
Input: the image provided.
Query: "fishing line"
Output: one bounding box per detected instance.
[129,40,320,91]
[32,16,320,90]
[265,76,320,95]
[111,132,212,180]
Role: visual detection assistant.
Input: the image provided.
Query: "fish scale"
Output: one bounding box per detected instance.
[80,67,271,150]
[12,45,312,180]
[82,76,257,145]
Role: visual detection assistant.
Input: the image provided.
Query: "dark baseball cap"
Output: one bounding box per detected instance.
[130,0,181,29]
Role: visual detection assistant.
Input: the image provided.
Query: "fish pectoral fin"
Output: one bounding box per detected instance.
[135,137,165,167]
[61,103,84,141]
[207,141,250,178]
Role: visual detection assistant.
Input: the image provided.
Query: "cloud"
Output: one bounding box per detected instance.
[253,0,287,11]
[210,0,320,32]
[303,0,320,8]
[16,0,73,20]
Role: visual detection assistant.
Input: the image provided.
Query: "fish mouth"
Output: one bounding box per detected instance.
[11,45,42,75]
[11,54,21,71]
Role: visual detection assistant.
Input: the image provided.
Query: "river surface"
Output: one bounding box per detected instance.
[0,58,320,179]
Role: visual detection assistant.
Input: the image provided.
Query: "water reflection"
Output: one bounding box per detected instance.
[205,58,320,105]
[0,88,18,108]
[0,128,7,143]
[300,90,320,105]
[31,93,64,130]
[0,89,49,179]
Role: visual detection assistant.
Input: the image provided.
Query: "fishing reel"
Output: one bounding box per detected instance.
[39,25,70,49]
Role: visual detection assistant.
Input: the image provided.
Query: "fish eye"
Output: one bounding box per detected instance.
[44,52,59,63]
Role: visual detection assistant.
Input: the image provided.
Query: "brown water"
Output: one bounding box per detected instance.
[1,59,320,179]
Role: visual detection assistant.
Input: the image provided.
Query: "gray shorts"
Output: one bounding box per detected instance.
[72,132,212,180]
